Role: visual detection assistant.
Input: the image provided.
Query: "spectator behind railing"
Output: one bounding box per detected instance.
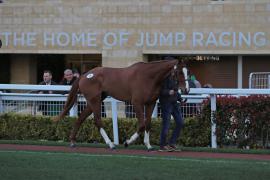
[38,70,57,94]
[38,70,58,116]
[59,69,77,86]
[59,69,83,116]
[59,69,77,94]
[187,73,202,114]
[191,74,201,88]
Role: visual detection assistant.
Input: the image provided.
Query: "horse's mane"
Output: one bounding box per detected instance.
[147,60,175,64]
[129,59,176,67]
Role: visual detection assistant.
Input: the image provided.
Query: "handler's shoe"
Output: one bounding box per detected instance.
[169,145,181,152]
[158,145,173,152]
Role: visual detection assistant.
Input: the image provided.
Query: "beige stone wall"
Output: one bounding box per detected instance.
[10,54,37,84]
[0,0,270,68]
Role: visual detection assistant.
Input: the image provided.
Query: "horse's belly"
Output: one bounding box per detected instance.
[108,92,129,101]
[103,86,130,101]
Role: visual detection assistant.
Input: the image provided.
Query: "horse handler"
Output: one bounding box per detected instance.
[159,69,184,152]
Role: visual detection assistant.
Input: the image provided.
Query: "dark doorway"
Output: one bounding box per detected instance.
[0,54,11,84]
[37,54,65,84]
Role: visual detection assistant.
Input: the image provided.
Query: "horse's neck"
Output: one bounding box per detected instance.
[145,60,177,83]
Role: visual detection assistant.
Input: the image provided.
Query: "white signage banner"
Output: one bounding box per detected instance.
[0,31,268,48]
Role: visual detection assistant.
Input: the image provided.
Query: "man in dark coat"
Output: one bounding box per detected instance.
[38,70,57,115]
[60,69,77,86]
[159,69,184,152]
[38,70,57,93]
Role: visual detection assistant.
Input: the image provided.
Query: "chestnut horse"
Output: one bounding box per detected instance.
[55,59,189,150]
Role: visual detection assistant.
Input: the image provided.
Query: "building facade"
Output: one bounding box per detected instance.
[0,0,269,87]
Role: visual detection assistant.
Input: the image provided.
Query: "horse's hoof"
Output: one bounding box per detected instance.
[70,143,76,148]
[147,147,155,152]
[110,146,116,150]
[109,143,116,150]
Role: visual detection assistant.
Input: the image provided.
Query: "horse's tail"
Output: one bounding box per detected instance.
[55,77,81,121]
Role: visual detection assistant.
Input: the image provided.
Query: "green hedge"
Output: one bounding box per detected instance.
[0,113,210,147]
[201,95,270,149]
[2,95,269,149]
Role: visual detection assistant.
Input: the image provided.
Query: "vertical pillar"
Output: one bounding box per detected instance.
[111,98,119,145]
[210,94,217,148]
[151,103,158,118]
[237,55,243,89]
[69,102,78,117]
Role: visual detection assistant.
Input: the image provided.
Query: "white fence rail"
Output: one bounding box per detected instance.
[0,84,206,145]
[0,92,206,118]
[1,84,270,148]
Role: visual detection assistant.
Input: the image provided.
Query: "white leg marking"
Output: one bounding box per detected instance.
[182,67,190,92]
[100,128,115,149]
[126,132,139,145]
[144,131,152,150]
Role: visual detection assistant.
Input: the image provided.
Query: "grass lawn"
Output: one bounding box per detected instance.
[1,150,270,180]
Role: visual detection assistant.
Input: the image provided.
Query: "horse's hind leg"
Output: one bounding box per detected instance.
[90,96,115,149]
[144,103,156,150]
[69,105,92,147]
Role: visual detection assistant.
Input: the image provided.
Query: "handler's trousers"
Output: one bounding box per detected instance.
[160,102,183,147]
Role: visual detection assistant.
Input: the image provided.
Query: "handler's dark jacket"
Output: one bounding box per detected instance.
[159,75,181,104]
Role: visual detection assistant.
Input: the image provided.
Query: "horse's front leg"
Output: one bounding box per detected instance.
[125,103,144,147]
[99,127,115,149]
[91,98,115,149]
[144,103,156,151]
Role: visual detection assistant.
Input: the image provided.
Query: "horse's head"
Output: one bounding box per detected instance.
[171,60,190,94]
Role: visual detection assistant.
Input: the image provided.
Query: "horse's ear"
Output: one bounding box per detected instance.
[177,59,186,68]
[179,59,184,64]
[182,60,187,67]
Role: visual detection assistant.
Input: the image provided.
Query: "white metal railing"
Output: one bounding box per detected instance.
[249,72,270,89]
[1,84,270,148]
[0,92,206,118]
[0,84,206,145]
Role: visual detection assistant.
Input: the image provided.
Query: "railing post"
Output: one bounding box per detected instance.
[111,98,119,145]
[0,91,3,114]
[210,94,217,148]
[268,75,270,89]
[69,103,78,117]
[151,103,158,118]
[248,73,253,89]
